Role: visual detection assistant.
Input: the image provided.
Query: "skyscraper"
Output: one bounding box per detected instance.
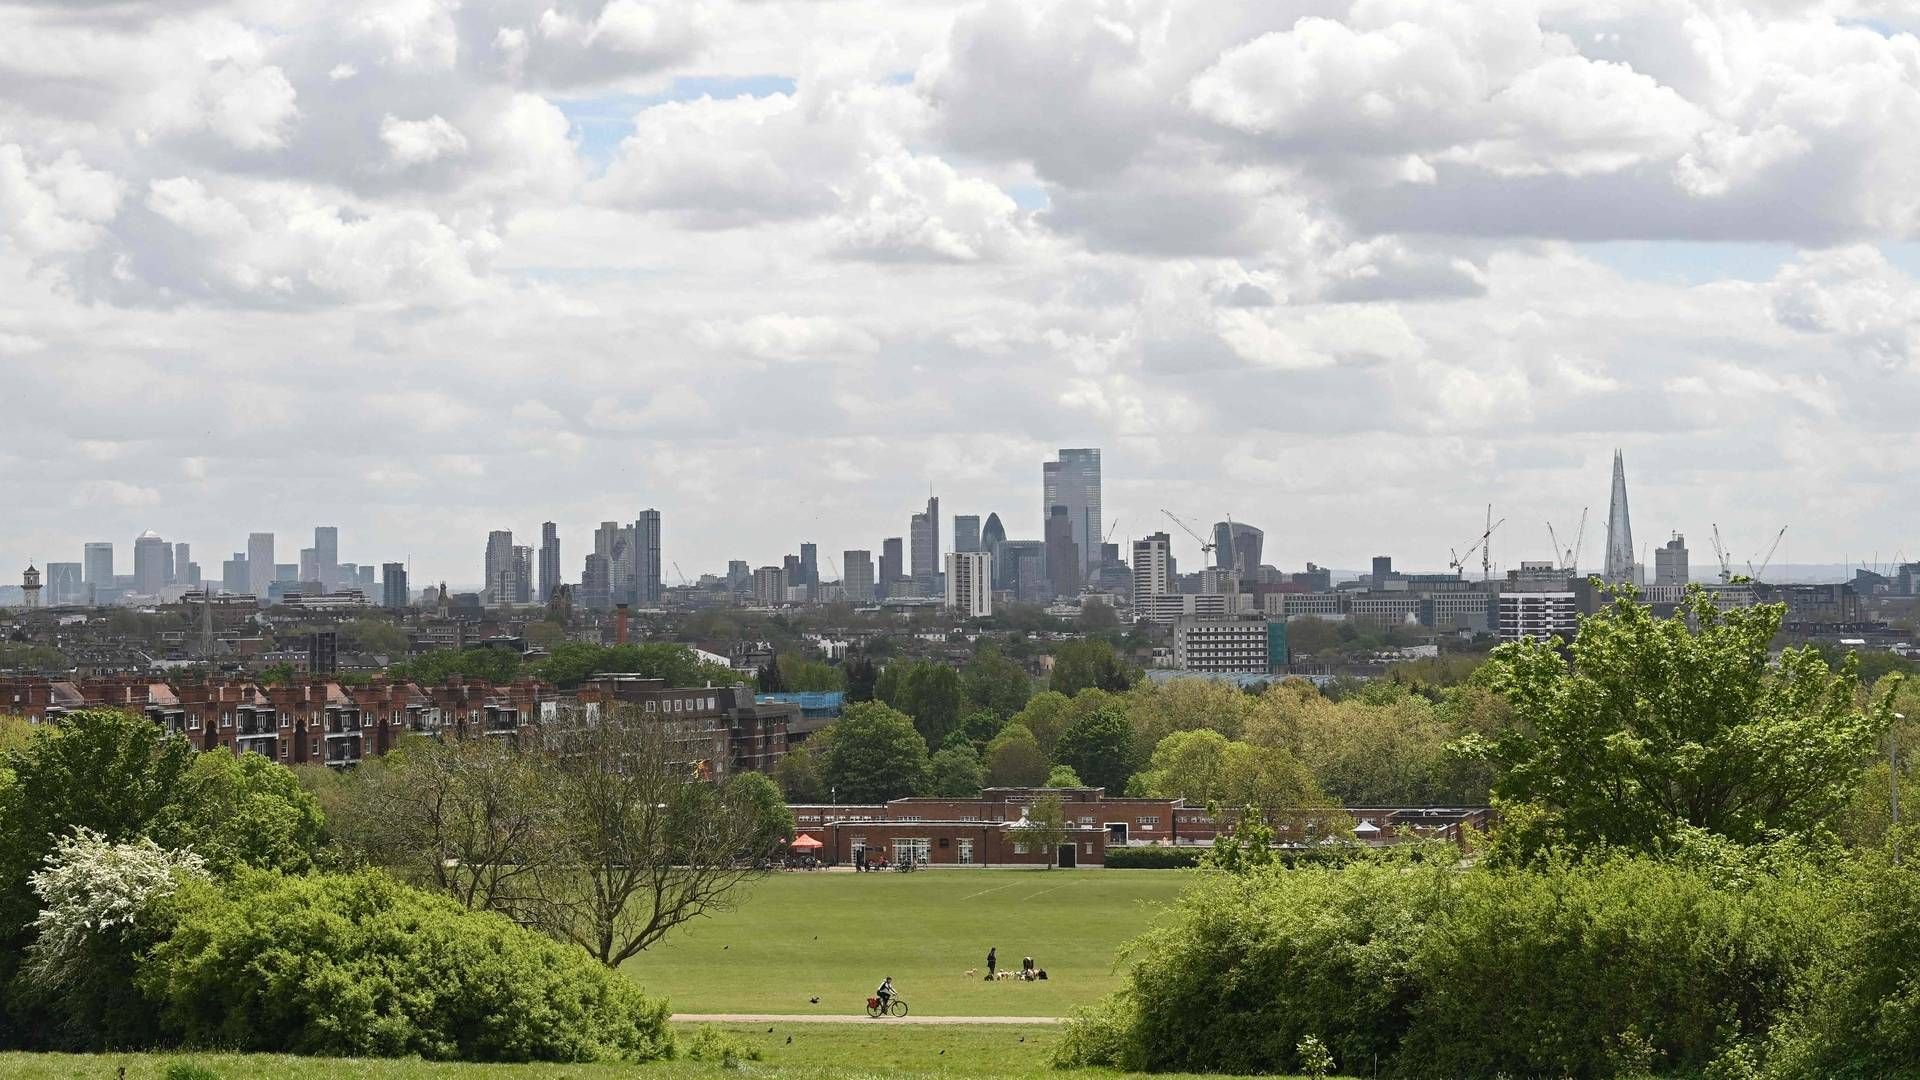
[880,537,904,593]
[133,531,168,595]
[1045,505,1080,596]
[83,542,113,593]
[799,542,818,588]
[1655,533,1688,586]
[980,513,1006,553]
[1043,449,1101,573]
[513,545,533,603]
[382,562,409,609]
[843,550,874,600]
[314,527,338,587]
[1604,450,1635,584]
[299,548,319,585]
[485,530,515,605]
[946,551,992,618]
[539,522,560,603]
[247,533,275,599]
[953,515,981,555]
[172,542,191,586]
[1212,521,1263,581]
[1132,532,1171,611]
[222,554,248,596]
[909,496,940,582]
[636,510,662,606]
[581,554,612,610]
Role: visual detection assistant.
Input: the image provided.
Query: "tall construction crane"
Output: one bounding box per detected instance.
[1710,524,1733,583]
[672,561,691,587]
[1748,526,1788,581]
[1546,507,1588,573]
[1448,506,1505,581]
[825,553,842,582]
[1160,509,1217,558]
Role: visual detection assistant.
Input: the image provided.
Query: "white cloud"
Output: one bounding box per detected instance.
[380,113,470,165]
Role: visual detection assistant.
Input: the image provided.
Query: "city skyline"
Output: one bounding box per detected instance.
[4,3,1917,596]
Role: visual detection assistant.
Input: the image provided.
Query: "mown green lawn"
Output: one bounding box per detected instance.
[0,1023,1318,1079]
[625,868,1191,1017]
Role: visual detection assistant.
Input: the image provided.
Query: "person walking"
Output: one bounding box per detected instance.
[986,947,997,980]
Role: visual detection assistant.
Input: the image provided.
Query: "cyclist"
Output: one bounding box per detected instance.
[875,976,896,1015]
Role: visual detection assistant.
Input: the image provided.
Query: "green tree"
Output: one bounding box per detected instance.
[961,645,1033,720]
[725,771,796,859]
[956,708,1002,749]
[1463,587,1894,858]
[1050,639,1135,696]
[153,750,326,876]
[1010,691,1074,755]
[1201,806,1277,874]
[843,654,879,702]
[340,618,408,656]
[771,744,826,802]
[1022,793,1070,868]
[1135,730,1325,810]
[389,647,523,686]
[880,661,963,749]
[255,662,296,686]
[1046,765,1083,788]
[927,744,986,797]
[776,654,844,692]
[820,702,929,803]
[756,659,786,693]
[1055,704,1136,794]
[985,724,1050,788]
[1077,598,1119,631]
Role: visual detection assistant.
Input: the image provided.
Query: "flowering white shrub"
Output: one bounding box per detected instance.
[26,827,207,990]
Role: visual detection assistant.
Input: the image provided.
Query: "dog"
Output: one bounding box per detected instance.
[994,970,1014,981]
[963,969,976,979]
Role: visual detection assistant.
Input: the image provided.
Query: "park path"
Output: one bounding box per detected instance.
[674,1013,1061,1025]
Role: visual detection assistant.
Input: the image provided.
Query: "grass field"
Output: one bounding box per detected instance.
[624,868,1190,1017]
[0,1024,1315,1079]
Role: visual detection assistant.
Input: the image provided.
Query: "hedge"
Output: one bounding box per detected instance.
[1104,846,1203,869]
[141,870,672,1063]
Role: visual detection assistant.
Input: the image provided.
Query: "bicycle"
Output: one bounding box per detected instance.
[866,995,909,1018]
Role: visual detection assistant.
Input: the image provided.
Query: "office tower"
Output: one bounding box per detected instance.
[636,509,662,605]
[752,566,788,605]
[247,533,275,598]
[355,565,374,589]
[513,545,533,603]
[274,563,297,583]
[45,562,82,606]
[1603,449,1635,584]
[1133,532,1171,610]
[946,551,992,617]
[909,496,940,580]
[1045,505,1080,596]
[995,539,1045,597]
[314,527,338,587]
[581,554,612,610]
[843,550,874,600]
[299,548,319,584]
[783,554,803,589]
[133,531,168,595]
[83,542,113,594]
[382,563,408,608]
[953,515,981,555]
[798,542,818,588]
[485,530,515,605]
[980,513,1006,553]
[1371,556,1394,587]
[1655,534,1689,586]
[222,554,248,595]
[726,560,750,589]
[593,521,620,561]
[1042,448,1101,573]
[1212,522,1262,581]
[539,522,560,603]
[172,543,190,585]
[880,537,904,591]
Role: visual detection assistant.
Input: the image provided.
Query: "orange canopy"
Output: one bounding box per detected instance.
[790,833,823,850]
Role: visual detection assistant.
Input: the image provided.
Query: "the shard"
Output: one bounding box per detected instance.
[1604,449,1635,584]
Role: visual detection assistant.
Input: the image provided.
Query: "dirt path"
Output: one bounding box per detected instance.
[673,1013,1062,1025]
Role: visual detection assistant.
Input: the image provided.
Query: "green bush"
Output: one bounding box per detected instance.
[682,1025,761,1068]
[1059,857,1834,1078]
[141,870,671,1063]
[1103,846,1202,869]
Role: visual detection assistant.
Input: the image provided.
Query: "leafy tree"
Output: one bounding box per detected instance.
[820,702,929,803]
[1134,729,1325,810]
[1202,806,1277,874]
[389,647,523,686]
[771,744,826,802]
[340,618,408,656]
[927,744,986,797]
[1009,691,1074,755]
[1125,677,1256,763]
[0,643,71,672]
[1046,765,1083,788]
[521,620,566,649]
[1246,679,1498,805]
[843,654,879,702]
[1049,639,1136,696]
[1462,587,1894,858]
[776,654,844,692]
[961,645,1034,720]
[1055,703,1136,794]
[529,642,737,691]
[726,772,796,858]
[1022,793,1070,868]
[1077,598,1119,631]
[255,662,297,687]
[756,658,786,693]
[985,724,1050,788]
[956,708,1003,748]
[152,750,326,876]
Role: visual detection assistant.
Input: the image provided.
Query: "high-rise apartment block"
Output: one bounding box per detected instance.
[752,566,788,606]
[945,551,992,618]
[1043,449,1101,573]
[484,530,515,605]
[636,509,662,606]
[382,562,408,609]
[1132,532,1171,611]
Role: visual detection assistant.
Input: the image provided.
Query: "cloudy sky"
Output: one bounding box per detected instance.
[5,0,1920,587]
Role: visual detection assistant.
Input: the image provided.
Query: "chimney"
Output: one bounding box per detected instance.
[615,603,630,644]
